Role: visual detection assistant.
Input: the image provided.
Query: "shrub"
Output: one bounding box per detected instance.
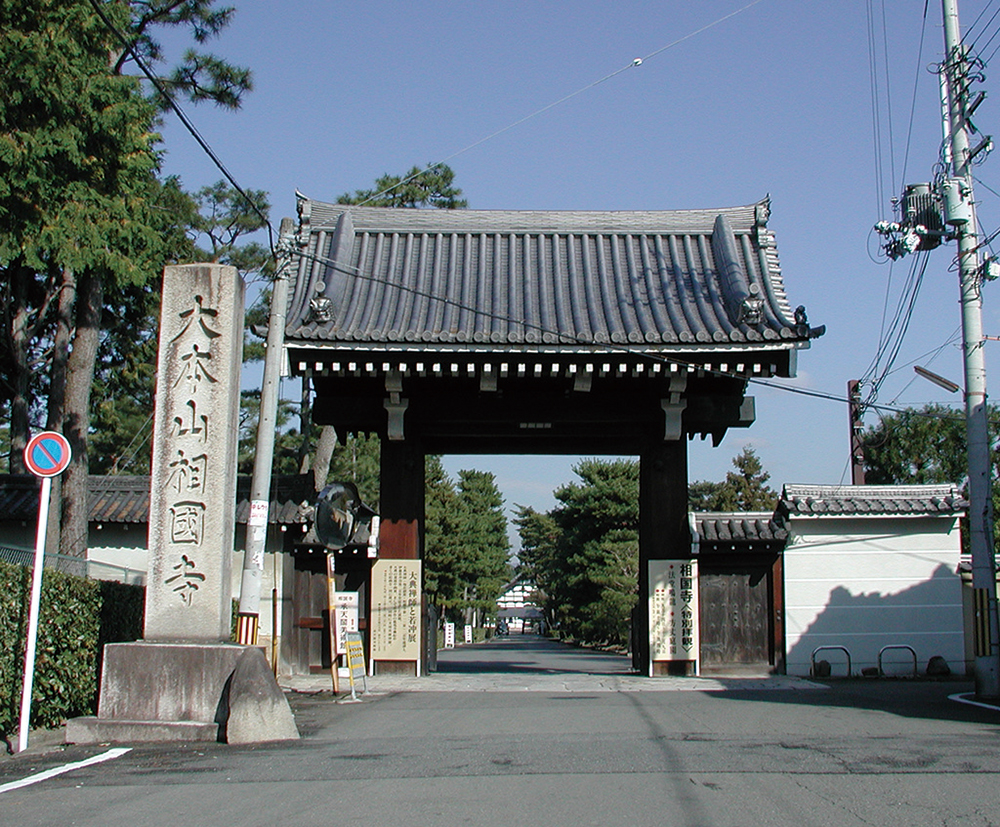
[0,560,144,741]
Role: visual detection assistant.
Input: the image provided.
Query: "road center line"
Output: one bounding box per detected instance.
[0,747,132,794]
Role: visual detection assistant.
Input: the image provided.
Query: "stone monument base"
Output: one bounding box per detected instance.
[66,641,298,745]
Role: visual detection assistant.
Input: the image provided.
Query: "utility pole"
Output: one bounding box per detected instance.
[236,217,296,646]
[848,380,866,485]
[941,0,1000,698]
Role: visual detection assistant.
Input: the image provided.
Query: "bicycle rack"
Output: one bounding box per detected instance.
[878,644,917,677]
[811,645,852,677]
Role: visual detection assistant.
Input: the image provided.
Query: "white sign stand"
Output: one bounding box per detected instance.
[18,430,72,752]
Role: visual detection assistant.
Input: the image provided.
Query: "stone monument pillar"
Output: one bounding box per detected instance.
[144,264,244,640]
[67,265,298,745]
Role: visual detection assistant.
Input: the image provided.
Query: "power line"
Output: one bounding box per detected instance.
[290,245,955,424]
[899,0,931,187]
[965,0,999,44]
[86,0,275,254]
[867,0,889,215]
[967,0,1000,53]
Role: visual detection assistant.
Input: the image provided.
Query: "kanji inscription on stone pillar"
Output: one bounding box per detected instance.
[144,264,244,641]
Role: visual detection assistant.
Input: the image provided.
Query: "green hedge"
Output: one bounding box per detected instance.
[0,560,144,740]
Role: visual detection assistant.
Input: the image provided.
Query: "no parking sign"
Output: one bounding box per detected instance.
[18,431,71,754]
[24,431,72,477]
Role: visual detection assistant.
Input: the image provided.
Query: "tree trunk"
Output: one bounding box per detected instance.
[296,375,313,475]
[44,267,77,557]
[6,265,34,473]
[312,424,338,492]
[46,266,76,430]
[58,269,103,572]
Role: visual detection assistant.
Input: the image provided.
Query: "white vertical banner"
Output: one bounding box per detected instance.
[331,592,360,656]
[648,559,699,673]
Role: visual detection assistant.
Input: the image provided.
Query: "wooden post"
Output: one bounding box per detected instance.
[373,438,424,675]
[326,554,340,694]
[639,438,690,675]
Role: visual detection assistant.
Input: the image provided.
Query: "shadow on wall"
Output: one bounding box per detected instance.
[786,564,965,676]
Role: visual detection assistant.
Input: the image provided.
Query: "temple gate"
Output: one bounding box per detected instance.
[281,196,822,675]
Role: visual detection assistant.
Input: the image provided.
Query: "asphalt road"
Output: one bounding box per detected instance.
[3,637,1000,827]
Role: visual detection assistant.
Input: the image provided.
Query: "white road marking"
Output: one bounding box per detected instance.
[949,692,1000,712]
[0,747,132,794]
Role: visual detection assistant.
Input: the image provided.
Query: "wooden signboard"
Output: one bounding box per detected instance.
[370,559,422,673]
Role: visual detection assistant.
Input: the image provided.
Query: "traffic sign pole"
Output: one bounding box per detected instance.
[18,431,71,752]
[18,476,53,753]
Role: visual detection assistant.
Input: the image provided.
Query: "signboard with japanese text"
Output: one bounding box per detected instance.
[144,265,244,641]
[331,591,360,656]
[370,559,422,663]
[649,559,699,669]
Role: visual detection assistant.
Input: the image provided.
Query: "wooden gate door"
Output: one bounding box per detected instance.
[699,566,770,667]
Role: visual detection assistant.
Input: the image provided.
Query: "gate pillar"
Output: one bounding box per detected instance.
[378,438,424,560]
[371,438,424,676]
[636,438,690,674]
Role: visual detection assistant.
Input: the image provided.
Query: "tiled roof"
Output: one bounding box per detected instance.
[694,512,787,544]
[0,475,315,525]
[779,484,967,517]
[286,197,823,352]
[0,476,43,521]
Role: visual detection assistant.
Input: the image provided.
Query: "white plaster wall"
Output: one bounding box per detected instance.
[784,514,965,676]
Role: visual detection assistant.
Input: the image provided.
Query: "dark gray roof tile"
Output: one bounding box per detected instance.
[285,198,819,353]
[779,484,967,517]
[0,475,316,526]
[693,512,788,545]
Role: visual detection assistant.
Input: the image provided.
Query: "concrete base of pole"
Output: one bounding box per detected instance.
[65,642,298,745]
[975,653,1000,700]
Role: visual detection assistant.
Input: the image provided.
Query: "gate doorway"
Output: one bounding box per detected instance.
[700,566,771,667]
[694,513,786,674]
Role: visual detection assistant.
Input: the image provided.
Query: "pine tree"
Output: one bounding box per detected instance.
[551,458,640,646]
[453,470,511,622]
[423,456,463,617]
[336,165,466,209]
[0,0,252,562]
[688,446,777,512]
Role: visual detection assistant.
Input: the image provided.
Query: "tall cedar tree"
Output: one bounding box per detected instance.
[423,456,462,616]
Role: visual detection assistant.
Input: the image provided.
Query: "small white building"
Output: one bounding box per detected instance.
[779,484,967,677]
[496,574,543,633]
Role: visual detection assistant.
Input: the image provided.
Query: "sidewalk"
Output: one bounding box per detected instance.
[278,669,824,694]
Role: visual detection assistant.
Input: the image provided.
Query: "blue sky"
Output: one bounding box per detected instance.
[155,1,1000,521]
